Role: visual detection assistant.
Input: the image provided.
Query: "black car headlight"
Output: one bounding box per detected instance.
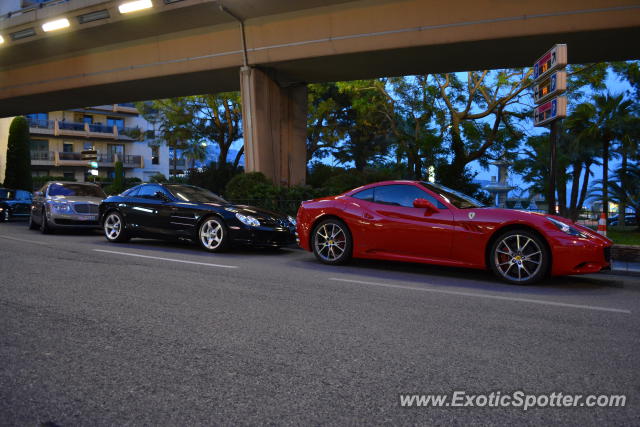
[546,216,589,238]
[235,212,260,227]
[287,215,296,226]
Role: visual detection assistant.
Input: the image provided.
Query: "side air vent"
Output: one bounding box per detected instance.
[77,9,110,24]
[10,27,36,41]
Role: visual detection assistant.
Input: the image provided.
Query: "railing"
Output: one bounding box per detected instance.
[122,155,142,166]
[58,151,82,161]
[96,153,116,163]
[1,0,70,22]
[27,117,54,129]
[89,123,115,134]
[31,151,53,161]
[58,121,85,131]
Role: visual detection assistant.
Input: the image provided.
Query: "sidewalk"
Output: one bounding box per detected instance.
[611,260,640,277]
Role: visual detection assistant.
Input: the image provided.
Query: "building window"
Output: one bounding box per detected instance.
[32,170,49,177]
[107,117,125,131]
[83,142,94,150]
[30,139,49,152]
[82,115,93,124]
[63,172,75,180]
[152,146,159,165]
[63,143,74,153]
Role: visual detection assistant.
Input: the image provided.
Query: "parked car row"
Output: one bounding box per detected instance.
[0,180,614,285]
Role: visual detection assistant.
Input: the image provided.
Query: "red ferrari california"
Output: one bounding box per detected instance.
[295,180,612,284]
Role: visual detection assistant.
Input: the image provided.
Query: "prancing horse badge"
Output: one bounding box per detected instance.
[468,212,476,220]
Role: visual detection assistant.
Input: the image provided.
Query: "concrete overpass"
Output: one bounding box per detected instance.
[1,0,639,185]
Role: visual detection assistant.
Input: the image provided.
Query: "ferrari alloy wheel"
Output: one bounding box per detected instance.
[490,230,549,285]
[198,217,229,252]
[104,212,129,243]
[312,219,352,265]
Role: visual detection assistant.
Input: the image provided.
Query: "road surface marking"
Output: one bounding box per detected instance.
[0,234,49,245]
[93,249,238,269]
[329,277,631,314]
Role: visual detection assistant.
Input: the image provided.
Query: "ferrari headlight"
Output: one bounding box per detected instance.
[287,215,297,226]
[50,200,71,213]
[235,212,260,227]
[546,216,589,238]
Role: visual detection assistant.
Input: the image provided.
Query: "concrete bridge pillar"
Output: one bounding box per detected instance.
[240,67,307,187]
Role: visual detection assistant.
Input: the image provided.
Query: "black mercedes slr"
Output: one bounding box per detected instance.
[99,183,296,252]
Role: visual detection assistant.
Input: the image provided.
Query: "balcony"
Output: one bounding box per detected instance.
[28,151,143,168]
[30,150,54,166]
[40,120,137,141]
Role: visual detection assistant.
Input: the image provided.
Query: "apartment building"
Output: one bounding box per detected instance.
[0,104,184,184]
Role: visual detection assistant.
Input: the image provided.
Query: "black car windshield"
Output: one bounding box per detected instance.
[0,189,14,200]
[420,182,485,209]
[166,185,229,204]
[48,183,106,198]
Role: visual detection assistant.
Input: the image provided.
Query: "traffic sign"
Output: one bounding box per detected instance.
[533,44,567,81]
[81,150,97,160]
[533,96,567,127]
[533,71,567,104]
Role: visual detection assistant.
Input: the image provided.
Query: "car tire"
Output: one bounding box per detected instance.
[312,218,353,265]
[197,216,229,252]
[28,212,38,230]
[0,209,8,222]
[103,211,130,243]
[489,229,549,285]
[40,208,53,234]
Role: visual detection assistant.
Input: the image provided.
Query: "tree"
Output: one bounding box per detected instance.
[182,140,209,169]
[4,116,32,191]
[137,93,244,174]
[306,83,351,162]
[113,161,124,194]
[433,69,531,193]
[568,92,634,220]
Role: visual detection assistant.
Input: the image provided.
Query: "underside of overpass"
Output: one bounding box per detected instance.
[1,0,639,185]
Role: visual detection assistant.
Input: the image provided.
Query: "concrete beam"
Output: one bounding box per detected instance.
[240,67,306,187]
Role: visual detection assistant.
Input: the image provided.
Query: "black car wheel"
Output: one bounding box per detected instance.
[104,211,130,243]
[198,217,229,252]
[1,209,8,222]
[489,230,549,285]
[40,208,53,234]
[28,212,38,229]
[312,219,352,265]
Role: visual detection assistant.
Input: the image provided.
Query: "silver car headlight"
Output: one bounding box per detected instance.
[235,212,260,227]
[546,216,589,238]
[287,215,297,226]
[50,201,71,213]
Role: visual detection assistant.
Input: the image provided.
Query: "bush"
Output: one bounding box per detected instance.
[149,173,167,183]
[4,116,32,191]
[188,162,243,194]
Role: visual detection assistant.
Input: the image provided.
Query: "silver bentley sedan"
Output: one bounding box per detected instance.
[29,181,106,233]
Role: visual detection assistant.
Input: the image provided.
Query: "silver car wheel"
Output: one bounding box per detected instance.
[314,223,347,262]
[3,210,8,221]
[200,219,223,250]
[494,234,542,282]
[104,213,122,240]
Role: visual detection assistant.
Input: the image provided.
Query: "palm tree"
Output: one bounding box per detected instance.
[568,93,634,221]
[181,140,209,169]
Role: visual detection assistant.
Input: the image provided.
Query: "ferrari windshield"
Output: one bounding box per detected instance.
[421,182,485,209]
[48,183,106,198]
[166,185,229,204]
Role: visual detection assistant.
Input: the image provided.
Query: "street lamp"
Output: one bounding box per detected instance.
[42,18,70,32]
[119,0,153,14]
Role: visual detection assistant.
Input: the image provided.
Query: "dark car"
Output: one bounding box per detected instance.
[29,181,106,233]
[608,214,638,227]
[99,183,296,252]
[0,189,32,221]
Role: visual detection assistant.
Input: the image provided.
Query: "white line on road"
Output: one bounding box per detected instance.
[329,277,632,314]
[93,249,238,269]
[0,234,49,245]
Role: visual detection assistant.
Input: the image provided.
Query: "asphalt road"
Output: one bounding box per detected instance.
[0,221,638,425]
